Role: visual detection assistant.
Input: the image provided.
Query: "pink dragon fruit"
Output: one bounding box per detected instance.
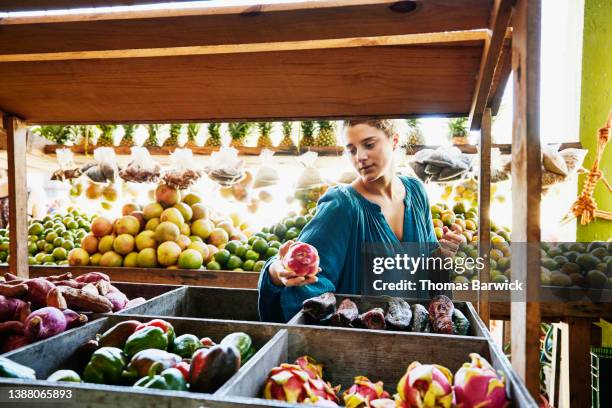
[281,242,320,277]
[453,353,510,408]
[263,362,339,405]
[395,362,453,408]
[295,355,324,379]
[343,376,391,408]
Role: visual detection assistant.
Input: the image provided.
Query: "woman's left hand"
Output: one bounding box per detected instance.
[438,226,464,258]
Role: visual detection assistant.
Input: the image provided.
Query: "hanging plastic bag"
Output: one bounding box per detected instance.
[82,147,119,183]
[119,147,161,183]
[410,146,472,183]
[253,149,280,189]
[205,147,245,187]
[294,152,328,209]
[50,148,82,181]
[162,148,203,189]
[542,145,568,176]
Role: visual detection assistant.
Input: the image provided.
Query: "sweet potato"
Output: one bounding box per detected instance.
[0,321,24,334]
[44,272,73,282]
[58,286,113,313]
[81,283,100,296]
[96,280,110,296]
[3,272,21,282]
[0,296,30,322]
[74,272,110,284]
[46,287,67,310]
[53,280,86,289]
[105,291,128,312]
[0,283,28,299]
[62,309,88,329]
[124,297,146,309]
[25,278,56,309]
[24,307,67,340]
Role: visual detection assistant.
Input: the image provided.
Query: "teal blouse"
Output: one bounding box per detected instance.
[257,176,439,322]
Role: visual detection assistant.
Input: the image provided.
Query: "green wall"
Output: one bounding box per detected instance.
[577,0,612,241]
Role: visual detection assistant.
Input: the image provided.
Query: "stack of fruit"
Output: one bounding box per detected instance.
[1,209,94,267]
[260,213,313,244]
[68,185,253,271]
[540,242,612,289]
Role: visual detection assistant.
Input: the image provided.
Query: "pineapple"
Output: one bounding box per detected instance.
[163,123,183,147]
[448,117,469,145]
[315,120,337,147]
[299,121,316,149]
[185,123,201,147]
[120,124,137,147]
[256,122,274,148]
[278,121,295,149]
[228,122,253,147]
[205,123,222,147]
[96,124,116,146]
[406,119,425,146]
[144,124,160,147]
[35,125,78,145]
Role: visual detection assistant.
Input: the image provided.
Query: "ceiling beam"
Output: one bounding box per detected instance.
[468,0,513,130]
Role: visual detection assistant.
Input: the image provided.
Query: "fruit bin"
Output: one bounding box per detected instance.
[107,282,185,316]
[134,286,261,321]
[218,325,537,407]
[288,293,490,338]
[0,314,285,406]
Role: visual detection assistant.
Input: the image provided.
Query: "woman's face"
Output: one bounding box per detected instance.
[345,124,398,183]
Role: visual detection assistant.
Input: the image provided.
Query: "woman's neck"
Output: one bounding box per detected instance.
[357,171,396,199]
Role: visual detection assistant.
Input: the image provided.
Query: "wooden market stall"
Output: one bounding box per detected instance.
[0,0,595,403]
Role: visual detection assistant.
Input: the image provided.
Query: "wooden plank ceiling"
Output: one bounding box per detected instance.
[0,0,507,124]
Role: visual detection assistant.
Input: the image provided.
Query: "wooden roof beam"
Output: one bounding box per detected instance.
[468,0,513,130]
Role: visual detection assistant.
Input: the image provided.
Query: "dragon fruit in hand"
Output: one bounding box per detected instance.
[281,242,320,277]
[395,361,453,408]
[453,353,509,408]
[343,376,391,408]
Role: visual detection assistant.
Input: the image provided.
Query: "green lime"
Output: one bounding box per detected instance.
[0,251,7,262]
[42,261,56,266]
[225,240,240,255]
[226,255,243,270]
[58,260,69,266]
[44,221,54,229]
[284,228,299,241]
[253,260,266,272]
[206,260,221,270]
[45,232,59,243]
[267,234,279,242]
[28,223,44,236]
[62,232,73,240]
[254,232,267,239]
[53,237,64,247]
[37,240,47,251]
[270,241,281,249]
[235,245,247,259]
[28,242,38,255]
[0,242,10,252]
[233,268,244,272]
[62,241,75,251]
[245,249,260,261]
[273,224,287,239]
[294,216,308,228]
[213,249,231,266]
[243,259,255,271]
[261,227,270,233]
[35,252,46,263]
[247,236,258,246]
[52,247,67,261]
[265,247,279,259]
[28,256,37,265]
[44,243,54,253]
[284,218,296,229]
[67,221,79,230]
[43,254,55,263]
[252,238,269,255]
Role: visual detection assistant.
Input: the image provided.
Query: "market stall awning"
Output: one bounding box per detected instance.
[0,0,510,126]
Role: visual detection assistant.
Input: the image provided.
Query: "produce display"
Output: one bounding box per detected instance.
[301,294,471,336]
[0,272,145,352]
[67,186,275,271]
[262,353,509,407]
[0,209,94,266]
[0,318,254,395]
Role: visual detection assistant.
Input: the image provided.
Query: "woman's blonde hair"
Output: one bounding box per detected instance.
[344,119,398,138]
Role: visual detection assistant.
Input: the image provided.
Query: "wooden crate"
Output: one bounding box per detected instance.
[288,293,489,338]
[219,326,537,407]
[135,286,261,321]
[110,282,186,317]
[0,315,285,406]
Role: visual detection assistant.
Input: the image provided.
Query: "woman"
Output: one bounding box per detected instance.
[258,120,463,322]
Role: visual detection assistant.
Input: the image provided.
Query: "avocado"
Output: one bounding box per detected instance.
[560,262,581,275]
[590,247,608,260]
[576,254,600,271]
[557,243,569,252]
[550,271,571,287]
[596,262,607,272]
[586,270,608,289]
[607,258,612,276]
[541,267,552,285]
[541,258,559,271]
[497,257,511,272]
[553,255,569,267]
[569,243,587,253]
[569,273,585,287]
[564,251,580,263]
[541,242,551,252]
[587,241,607,253]
[548,247,562,258]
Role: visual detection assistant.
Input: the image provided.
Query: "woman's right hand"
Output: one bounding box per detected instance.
[268,240,320,287]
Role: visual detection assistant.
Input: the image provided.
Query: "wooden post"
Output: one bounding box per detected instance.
[4,115,29,278]
[478,108,492,326]
[567,317,592,407]
[510,0,542,400]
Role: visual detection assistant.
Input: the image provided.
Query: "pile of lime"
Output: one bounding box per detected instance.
[0,209,93,266]
[261,213,313,244]
[206,235,282,272]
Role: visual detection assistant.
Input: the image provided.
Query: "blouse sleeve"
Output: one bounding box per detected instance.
[258,187,353,322]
